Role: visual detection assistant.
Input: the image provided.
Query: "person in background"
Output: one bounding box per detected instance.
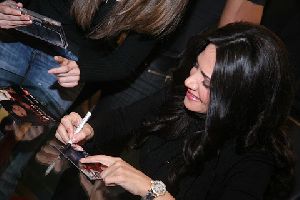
[0,0,188,114]
[0,1,189,198]
[56,22,295,200]
[54,0,266,154]
[48,1,267,198]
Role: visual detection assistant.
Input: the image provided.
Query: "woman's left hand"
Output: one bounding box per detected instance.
[80,155,152,197]
[48,56,80,88]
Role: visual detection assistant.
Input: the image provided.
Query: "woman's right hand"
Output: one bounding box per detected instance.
[0,0,32,29]
[55,112,94,144]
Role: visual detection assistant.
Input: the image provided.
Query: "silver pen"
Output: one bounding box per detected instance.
[45,110,92,176]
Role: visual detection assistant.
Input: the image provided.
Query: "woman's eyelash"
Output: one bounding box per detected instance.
[202,80,210,89]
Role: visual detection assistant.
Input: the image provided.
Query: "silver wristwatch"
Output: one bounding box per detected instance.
[143,180,166,200]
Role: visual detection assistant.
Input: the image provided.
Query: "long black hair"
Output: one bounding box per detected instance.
[140,22,294,199]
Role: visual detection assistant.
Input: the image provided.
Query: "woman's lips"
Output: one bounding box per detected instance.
[186,90,201,102]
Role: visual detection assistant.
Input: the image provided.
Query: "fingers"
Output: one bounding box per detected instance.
[49,56,78,74]
[49,56,80,87]
[16,2,23,8]
[0,1,31,29]
[55,112,82,144]
[0,1,21,15]
[0,17,32,29]
[99,159,131,181]
[71,144,84,151]
[53,56,77,67]
[80,155,121,167]
[53,56,69,64]
[57,74,79,88]
[0,11,30,20]
[98,159,142,190]
[71,123,93,143]
[81,155,152,196]
[55,127,69,144]
[48,66,69,74]
[50,67,80,84]
[80,156,123,185]
[58,81,79,88]
[54,131,65,144]
[55,112,93,144]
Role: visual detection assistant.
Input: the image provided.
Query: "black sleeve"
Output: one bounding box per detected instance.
[248,0,266,6]
[78,33,157,82]
[220,153,274,200]
[88,88,166,148]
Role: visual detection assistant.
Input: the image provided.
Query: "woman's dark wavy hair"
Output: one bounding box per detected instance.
[140,22,294,199]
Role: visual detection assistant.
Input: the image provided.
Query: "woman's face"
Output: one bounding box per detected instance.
[12,104,27,117]
[184,44,216,113]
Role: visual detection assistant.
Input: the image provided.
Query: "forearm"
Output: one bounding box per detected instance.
[218,0,264,27]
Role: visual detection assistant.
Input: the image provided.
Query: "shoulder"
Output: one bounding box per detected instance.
[214,142,275,199]
[220,140,275,174]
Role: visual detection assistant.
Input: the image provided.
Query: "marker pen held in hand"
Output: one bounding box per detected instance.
[45,110,92,176]
[68,111,92,144]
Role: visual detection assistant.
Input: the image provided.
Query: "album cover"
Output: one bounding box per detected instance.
[0,86,57,126]
[14,7,68,48]
[53,143,105,181]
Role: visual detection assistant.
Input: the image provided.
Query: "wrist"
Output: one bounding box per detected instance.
[140,178,152,197]
[142,180,166,200]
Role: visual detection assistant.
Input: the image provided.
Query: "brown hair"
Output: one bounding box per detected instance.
[70,0,189,39]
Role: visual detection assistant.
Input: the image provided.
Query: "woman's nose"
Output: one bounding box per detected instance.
[184,76,198,90]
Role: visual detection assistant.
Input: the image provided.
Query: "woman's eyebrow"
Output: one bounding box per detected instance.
[200,70,211,80]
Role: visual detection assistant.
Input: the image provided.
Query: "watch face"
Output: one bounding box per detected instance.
[152,180,166,196]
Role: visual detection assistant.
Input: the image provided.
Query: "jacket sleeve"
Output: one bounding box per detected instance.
[78,33,157,82]
[88,88,167,148]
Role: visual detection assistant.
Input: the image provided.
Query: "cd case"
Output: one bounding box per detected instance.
[0,86,57,126]
[53,143,105,180]
[15,7,68,48]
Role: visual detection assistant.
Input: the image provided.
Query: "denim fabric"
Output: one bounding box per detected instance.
[0,42,81,116]
[0,41,81,199]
